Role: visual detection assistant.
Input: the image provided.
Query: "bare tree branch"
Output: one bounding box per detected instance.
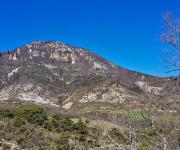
[162,13,180,74]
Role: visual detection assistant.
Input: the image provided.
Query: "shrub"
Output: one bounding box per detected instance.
[73,118,89,139]
[143,128,156,137]
[20,107,48,126]
[138,140,151,150]
[129,84,142,93]
[2,144,11,150]
[12,117,26,128]
[109,128,130,144]
[0,109,14,119]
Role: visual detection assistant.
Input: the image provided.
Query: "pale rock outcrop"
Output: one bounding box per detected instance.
[8,67,20,78]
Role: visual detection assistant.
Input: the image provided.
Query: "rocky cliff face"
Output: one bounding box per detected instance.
[0,41,179,109]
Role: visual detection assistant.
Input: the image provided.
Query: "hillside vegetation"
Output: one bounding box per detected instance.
[0,103,179,150]
[0,104,92,150]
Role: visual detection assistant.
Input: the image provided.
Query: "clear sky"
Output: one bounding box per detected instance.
[0,0,179,77]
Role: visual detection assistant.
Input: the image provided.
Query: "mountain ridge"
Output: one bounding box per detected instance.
[0,40,166,78]
[0,41,179,111]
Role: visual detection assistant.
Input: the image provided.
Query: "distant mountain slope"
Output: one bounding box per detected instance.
[0,41,179,109]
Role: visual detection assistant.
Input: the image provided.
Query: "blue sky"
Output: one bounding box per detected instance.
[0,0,179,77]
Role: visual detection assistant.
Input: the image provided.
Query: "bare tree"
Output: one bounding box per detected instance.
[162,13,180,73]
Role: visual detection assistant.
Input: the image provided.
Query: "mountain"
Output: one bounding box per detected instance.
[0,41,179,110]
[0,41,180,150]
